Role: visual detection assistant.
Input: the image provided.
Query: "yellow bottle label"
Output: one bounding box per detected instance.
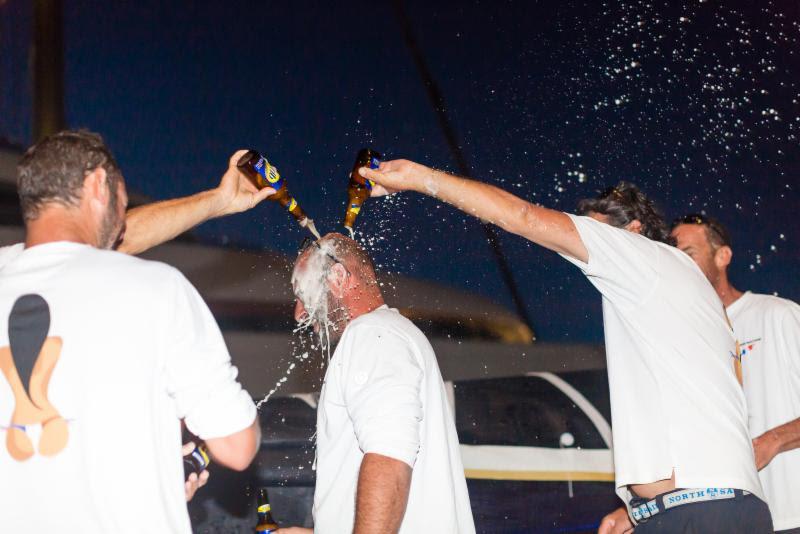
[198,447,209,466]
[258,504,271,513]
[266,164,281,184]
[288,198,297,212]
[348,205,361,215]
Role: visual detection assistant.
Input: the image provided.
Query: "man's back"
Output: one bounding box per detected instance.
[0,242,255,533]
[561,215,763,503]
[314,306,475,533]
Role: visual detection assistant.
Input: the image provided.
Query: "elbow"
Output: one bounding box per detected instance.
[226,452,256,472]
[206,419,261,471]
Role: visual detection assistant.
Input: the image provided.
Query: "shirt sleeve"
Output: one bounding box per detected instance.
[778,300,800,378]
[162,269,256,440]
[559,213,661,307]
[341,324,423,468]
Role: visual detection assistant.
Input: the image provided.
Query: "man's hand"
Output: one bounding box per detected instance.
[275,528,313,533]
[182,441,210,502]
[360,159,428,197]
[753,430,781,470]
[211,150,275,216]
[598,506,633,534]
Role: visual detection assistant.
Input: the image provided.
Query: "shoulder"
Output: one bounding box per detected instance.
[348,307,420,342]
[0,243,24,268]
[567,214,663,254]
[745,292,800,319]
[78,248,190,288]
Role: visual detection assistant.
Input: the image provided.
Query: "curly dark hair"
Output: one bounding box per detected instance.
[17,129,123,221]
[577,182,673,244]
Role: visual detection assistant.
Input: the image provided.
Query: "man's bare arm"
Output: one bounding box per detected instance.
[753,416,800,470]
[353,453,412,534]
[205,417,261,472]
[361,160,588,263]
[118,150,273,255]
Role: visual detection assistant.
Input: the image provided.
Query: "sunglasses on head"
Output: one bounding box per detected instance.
[673,213,730,247]
[299,237,350,274]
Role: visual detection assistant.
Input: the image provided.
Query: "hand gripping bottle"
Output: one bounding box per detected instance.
[237,150,321,239]
[343,148,382,238]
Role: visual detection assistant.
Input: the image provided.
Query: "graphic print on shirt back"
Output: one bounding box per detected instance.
[0,294,68,461]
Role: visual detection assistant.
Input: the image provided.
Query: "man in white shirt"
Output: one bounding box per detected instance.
[0,130,262,532]
[279,233,475,534]
[671,214,800,533]
[360,160,771,532]
[0,132,273,502]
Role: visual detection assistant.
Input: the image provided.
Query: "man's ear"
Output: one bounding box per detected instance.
[327,263,349,298]
[714,245,733,270]
[626,219,642,234]
[82,167,110,209]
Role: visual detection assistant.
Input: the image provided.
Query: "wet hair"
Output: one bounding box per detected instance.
[17,129,122,221]
[671,213,731,251]
[318,233,378,281]
[577,181,672,244]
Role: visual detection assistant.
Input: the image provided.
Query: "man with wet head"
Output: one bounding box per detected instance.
[361,160,771,532]
[671,214,800,533]
[280,233,475,534]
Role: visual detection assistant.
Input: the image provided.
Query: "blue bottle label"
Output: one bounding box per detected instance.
[365,155,381,190]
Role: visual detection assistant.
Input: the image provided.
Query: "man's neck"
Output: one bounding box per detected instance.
[714,275,744,308]
[346,295,386,323]
[25,209,96,249]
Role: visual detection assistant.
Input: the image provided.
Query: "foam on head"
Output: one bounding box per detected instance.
[291,233,378,353]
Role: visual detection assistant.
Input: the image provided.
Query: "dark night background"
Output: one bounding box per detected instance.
[1,0,798,342]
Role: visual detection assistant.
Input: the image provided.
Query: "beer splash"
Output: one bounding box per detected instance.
[256,239,344,409]
[255,352,309,409]
[301,218,322,240]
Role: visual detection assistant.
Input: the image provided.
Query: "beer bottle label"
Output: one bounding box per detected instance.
[257,504,271,513]
[365,155,381,190]
[287,198,298,212]
[254,157,284,191]
[191,447,209,470]
[348,204,361,215]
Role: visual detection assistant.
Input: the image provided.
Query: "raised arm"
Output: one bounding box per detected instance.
[118,150,274,255]
[354,453,412,534]
[360,160,588,263]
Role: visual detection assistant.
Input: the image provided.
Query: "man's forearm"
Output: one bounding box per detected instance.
[118,190,222,255]
[354,453,412,534]
[410,166,588,262]
[770,416,800,454]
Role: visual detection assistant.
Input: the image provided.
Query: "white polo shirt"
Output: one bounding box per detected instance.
[0,242,256,533]
[560,215,763,504]
[313,305,475,533]
[0,242,24,269]
[729,291,800,531]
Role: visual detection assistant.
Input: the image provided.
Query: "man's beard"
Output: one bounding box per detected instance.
[98,206,124,250]
[302,291,350,359]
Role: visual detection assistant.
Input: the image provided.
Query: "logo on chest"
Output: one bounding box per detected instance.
[739,338,762,359]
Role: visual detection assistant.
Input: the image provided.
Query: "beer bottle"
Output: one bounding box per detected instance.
[237,150,321,239]
[343,148,382,237]
[183,443,210,479]
[254,488,279,533]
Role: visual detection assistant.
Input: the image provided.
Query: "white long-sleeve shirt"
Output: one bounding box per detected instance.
[313,305,475,533]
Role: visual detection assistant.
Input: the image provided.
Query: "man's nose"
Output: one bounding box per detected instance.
[294,299,308,322]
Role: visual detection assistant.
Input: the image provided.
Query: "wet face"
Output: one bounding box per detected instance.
[99,180,128,250]
[671,223,719,283]
[291,246,349,345]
